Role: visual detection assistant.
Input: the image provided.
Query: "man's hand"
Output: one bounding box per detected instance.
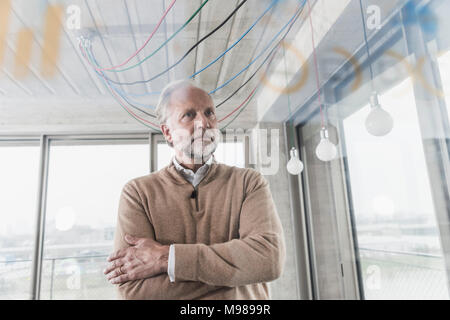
[103,234,169,284]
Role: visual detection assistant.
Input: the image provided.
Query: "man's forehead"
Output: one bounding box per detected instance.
[169,86,213,108]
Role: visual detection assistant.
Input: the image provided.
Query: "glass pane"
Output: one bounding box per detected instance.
[157,143,174,171]
[214,142,245,168]
[299,119,345,299]
[342,78,449,299]
[40,143,149,300]
[157,141,245,171]
[437,50,450,125]
[0,145,40,299]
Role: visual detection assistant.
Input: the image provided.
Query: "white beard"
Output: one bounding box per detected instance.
[175,129,220,164]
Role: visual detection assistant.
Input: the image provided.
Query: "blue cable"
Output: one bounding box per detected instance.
[211,0,305,94]
[86,0,305,110]
[188,0,279,79]
[87,47,157,110]
[92,0,280,88]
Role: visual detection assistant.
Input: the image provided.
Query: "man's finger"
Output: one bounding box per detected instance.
[110,273,131,284]
[124,234,139,245]
[103,258,125,274]
[107,248,127,262]
[106,265,128,280]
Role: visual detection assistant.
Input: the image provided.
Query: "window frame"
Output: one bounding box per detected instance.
[0,131,151,299]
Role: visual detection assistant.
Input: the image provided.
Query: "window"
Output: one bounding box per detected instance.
[295,0,450,299]
[342,78,449,299]
[0,145,40,299]
[39,142,149,300]
[214,141,245,168]
[0,134,246,299]
[157,142,173,171]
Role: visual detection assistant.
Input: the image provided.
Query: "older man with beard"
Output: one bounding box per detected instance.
[103,80,285,300]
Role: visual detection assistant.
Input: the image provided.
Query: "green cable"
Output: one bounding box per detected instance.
[121,104,161,132]
[105,0,210,73]
[86,45,162,132]
[220,38,282,130]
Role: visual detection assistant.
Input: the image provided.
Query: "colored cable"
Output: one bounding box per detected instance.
[96,0,177,71]
[306,0,324,128]
[82,0,305,130]
[85,44,157,113]
[110,0,248,83]
[94,0,278,85]
[96,0,210,73]
[84,0,302,111]
[358,0,375,86]
[93,0,302,106]
[80,42,160,129]
[91,0,304,115]
[216,0,305,109]
[92,0,304,124]
[219,0,305,127]
[218,86,258,123]
[211,0,305,96]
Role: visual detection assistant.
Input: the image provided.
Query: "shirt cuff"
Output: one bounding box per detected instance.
[168,244,175,282]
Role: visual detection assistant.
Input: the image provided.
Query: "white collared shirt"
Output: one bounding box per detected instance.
[172,155,213,188]
[167,155,214,282]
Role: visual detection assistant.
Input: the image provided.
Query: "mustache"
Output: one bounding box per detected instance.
[190,130,218,143]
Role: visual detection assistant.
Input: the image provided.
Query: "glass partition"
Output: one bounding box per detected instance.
[341,78,448,299]
[40,142,149,299]
[0,145,40,299]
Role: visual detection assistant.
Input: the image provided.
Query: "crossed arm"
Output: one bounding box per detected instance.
[104,171,286,299]
[103,234,169,284]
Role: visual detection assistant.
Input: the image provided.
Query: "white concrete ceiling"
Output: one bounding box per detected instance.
[0,0,307,133]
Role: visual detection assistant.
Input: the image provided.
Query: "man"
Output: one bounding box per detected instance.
[103,80,285,299]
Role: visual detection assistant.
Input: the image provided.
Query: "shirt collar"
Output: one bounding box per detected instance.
[172,155,213,175]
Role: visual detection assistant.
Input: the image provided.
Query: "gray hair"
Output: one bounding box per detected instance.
[155,79,199,125]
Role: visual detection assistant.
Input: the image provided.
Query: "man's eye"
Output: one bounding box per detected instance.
[185,112,193,118]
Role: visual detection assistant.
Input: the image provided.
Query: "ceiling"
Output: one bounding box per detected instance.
[0,0,308,133]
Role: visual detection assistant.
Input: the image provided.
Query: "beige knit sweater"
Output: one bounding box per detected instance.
[114,160,286,300]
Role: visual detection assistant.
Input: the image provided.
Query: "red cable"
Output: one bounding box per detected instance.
[96,0,177,71]
[218,86,258,122]
[107,81,160,128]
[217,28,284,124]
[79,43,160,128]
[80,33,273,128]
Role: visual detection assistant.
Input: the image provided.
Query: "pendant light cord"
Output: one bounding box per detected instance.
[358,0,375,89]
[307,0,325,128]
[283,45,296,148]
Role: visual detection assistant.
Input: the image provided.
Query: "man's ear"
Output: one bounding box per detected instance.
[161,124,173,145]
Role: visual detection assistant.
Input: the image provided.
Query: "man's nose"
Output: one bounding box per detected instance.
[194,114,211,130]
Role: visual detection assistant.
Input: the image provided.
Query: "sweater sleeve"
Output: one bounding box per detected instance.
[113,180,169,300]
[173,170,286,287]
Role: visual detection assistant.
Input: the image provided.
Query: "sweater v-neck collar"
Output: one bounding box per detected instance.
[161,156,219,186]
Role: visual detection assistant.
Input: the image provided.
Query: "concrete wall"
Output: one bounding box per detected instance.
[253,122,300,300]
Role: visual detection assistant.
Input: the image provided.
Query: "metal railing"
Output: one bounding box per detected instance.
[0,254,114,300]
[358,247,449,299]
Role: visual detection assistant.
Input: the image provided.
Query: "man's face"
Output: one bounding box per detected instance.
[161,86,220,163]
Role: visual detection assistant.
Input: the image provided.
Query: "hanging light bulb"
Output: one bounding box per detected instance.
[365,92,394,137]
[287,147,304,175]
[315,127,337,162]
